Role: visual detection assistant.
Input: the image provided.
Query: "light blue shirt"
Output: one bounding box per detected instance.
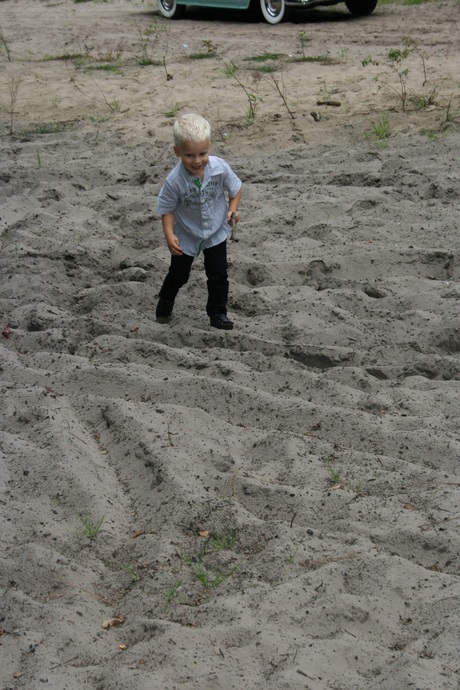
[157,155,242,257]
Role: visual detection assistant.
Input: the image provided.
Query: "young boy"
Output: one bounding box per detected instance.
[156,113,242,330]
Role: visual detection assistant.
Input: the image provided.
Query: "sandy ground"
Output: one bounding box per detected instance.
[1,0,460,688]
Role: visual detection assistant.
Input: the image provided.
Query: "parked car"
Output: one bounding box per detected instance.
[158,0,378,25]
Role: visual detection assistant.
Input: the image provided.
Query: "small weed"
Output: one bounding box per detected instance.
[368,113,392,148]
[0,27,12,61]
[164,580,182,609]
[362,55,379,67]
[422,128,447,143]
[410,86,438,110]
[338,47,348,64]
[29,123,65,134]
[223,60,238,78]
[388,48,409,112]
[328,466,342,484]
[90,48,123,63]
[402,35,427,84]
[289,54,336,65]
[163,102,183,118]
[372,113,392,138]
[285,547,298,564]
[223,59,262,123]
[246,94,262,123]
[87,114,110,123]
[80,512,105,539]
[383,36,428,111]
[318,80,332,101]
[316,80,341,105]
[43,52,86,61]
[189,52,214,60]
[134,18,165,68]
[190,40,218,59]
[36,149,42,168]
[87,64,123,74]
[251,64,280,73]
[7,75,21,135]
[444,95,456,124]
[73,55,90,69]
[244,52,283,62]
[297,30,308,59]
[136,55,162,66]
[69,68,122,112]
[208,529,238,551]
[423,129,437,142]
[264,71,295,119]
[192,563,236,589]
[116,562,140,583]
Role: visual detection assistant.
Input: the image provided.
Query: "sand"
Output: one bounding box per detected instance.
[1,0,460,688]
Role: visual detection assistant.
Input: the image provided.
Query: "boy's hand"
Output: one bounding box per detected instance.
[228,211,239,242]
[167,234,183,256]
[227,210,239,226]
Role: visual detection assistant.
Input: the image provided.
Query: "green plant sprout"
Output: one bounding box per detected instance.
[362,55,379,67]
[0,27,12,61]
[369,113,392,147]
[191,563,236,589]
[243,52,283,62]
[328,466,342,484]
[164,580,182,609]
[208,529,238,550]
[7,75,21,135]
[190,40,217,59]
[222,59,262,123]
[80,512,105,539]
[135,18,163,66]
[163,102,183,118]
[251,64,279,74]
[116,562,140,583]
[385,36,427,111]
[264,72,295,119]
[298,30,308,59]
[87,63,123,74]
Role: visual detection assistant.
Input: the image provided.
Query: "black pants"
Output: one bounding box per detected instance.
[159,240,229,316]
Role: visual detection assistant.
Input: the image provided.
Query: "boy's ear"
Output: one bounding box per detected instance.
[173,145,180,157]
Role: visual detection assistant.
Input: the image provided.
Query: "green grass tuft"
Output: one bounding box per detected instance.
[244,52,283,62]
[80,512,105,539]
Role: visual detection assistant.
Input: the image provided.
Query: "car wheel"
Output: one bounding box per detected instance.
[259,0,286,24]
[345,0,378,16]
[158,0,186,19]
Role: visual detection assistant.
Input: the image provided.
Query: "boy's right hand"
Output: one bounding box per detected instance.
[167,234,183,256]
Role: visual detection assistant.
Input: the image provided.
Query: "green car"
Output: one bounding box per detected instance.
[158,0,378,25]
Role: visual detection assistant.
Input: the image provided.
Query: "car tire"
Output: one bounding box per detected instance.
[345,0,378,16]
[259,0,286,24]
[158,0,186,19]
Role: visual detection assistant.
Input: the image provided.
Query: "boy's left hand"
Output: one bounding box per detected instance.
[228,211,239,226]
[228,211,239,242]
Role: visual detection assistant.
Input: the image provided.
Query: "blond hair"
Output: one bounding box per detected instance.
[173,113,211,146]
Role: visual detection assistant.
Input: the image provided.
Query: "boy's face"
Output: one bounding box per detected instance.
[174,139,210,179]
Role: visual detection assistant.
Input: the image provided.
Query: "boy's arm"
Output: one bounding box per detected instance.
[162,212,183,256]
[227,187,242,225]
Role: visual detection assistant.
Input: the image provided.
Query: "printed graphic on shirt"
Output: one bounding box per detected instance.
[180,179,218,211]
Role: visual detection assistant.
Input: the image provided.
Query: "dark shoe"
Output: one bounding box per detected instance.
[156,298,174,322]
[210,313,233,330]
